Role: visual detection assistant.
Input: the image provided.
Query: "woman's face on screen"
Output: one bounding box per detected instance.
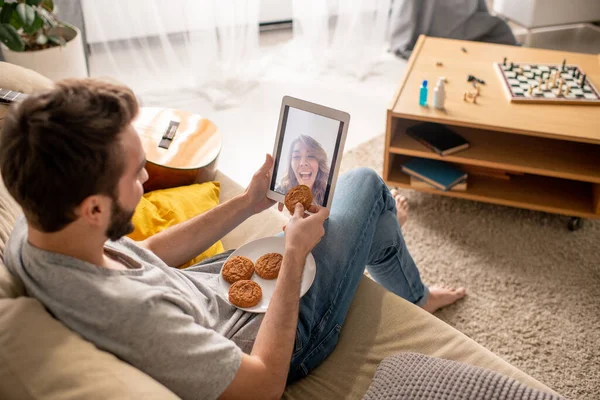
[291,141,319,190]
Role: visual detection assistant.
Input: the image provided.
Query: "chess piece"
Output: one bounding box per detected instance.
[527,85,534,95]
[436,61,443,67]
[562,59,566,71]
[503,57,507,66]
[565,85,570,95]
[579,74,586,87]
[463,91,477,104]
[557,79,564,96]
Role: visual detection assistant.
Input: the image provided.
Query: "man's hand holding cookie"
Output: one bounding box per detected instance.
[278,184,313,213]
[284,203,329,259]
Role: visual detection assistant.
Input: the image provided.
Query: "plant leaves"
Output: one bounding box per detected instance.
[23,11,42,34]
[9,9,22,29]
[47,34,64,46]
[41,0,53,12]
[0,2,15,24]
[0,0,5,8]
[0,22,25,51]
[35,32,47,45]
[16,3,35,27]
[26,0,42,6]
[36,5,56,27]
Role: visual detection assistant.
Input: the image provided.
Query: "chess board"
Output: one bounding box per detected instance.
[494,62,600,105]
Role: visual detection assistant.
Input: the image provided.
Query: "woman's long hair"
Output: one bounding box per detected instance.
[280,135,330,206]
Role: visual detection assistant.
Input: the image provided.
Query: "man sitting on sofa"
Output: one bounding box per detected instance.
[0,79,465,400]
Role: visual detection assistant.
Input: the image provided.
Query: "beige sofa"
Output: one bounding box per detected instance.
[0,63,559,399]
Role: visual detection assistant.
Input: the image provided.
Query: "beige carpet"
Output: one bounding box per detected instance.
[340,135,600,400]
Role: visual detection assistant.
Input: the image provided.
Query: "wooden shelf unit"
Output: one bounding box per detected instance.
[387,154,597,219]
[384,36,600,221]
[389,120,600,184]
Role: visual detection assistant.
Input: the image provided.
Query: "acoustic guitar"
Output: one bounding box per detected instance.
[1,89,221,192]
[133,107,221,192]
[0,88,27,104]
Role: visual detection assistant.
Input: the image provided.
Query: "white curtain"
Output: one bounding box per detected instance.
[81,0,261,108]
[289,0,392,80]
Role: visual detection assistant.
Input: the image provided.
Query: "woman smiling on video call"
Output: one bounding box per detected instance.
[277,135,331,206]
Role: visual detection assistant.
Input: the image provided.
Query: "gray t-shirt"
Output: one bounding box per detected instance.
[4,216,263,400]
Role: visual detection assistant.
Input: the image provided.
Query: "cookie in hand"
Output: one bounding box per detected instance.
[284,185,313,213]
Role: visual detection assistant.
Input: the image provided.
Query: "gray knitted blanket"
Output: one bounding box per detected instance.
[362,353,564,400]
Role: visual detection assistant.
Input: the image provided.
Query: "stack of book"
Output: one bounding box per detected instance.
[402,122,471,191]
[402,158,467,191]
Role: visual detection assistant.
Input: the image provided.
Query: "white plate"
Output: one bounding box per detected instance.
[218,236,316,313]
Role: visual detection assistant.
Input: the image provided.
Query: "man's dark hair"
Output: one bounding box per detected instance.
[0,79,139,232]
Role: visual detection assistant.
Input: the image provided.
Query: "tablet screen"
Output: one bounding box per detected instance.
[271,105,344,208]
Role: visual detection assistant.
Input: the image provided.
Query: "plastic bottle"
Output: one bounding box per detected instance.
[419,80,428,106]
[433,77,446,109]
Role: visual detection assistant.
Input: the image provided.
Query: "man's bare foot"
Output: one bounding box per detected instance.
[422,284,467,313]
[390,189,409,228]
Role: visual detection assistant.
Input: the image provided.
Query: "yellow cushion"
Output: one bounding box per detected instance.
[128,182,224,268]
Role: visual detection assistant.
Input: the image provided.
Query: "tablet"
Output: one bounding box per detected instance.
[268,96,350,210]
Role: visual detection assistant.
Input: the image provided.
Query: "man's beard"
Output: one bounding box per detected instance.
[105,199,135,241]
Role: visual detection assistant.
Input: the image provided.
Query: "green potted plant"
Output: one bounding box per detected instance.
[0,0,87,81]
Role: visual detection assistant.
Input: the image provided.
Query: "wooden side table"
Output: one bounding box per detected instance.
[384,36,600,230]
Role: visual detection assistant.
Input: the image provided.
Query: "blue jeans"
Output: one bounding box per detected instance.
[286,168,429,383]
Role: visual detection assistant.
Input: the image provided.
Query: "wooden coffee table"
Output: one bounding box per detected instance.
[384,36,600,230]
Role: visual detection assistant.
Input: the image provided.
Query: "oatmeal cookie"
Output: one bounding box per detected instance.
[284,185,313,213]
[255,253,283,280]
[228,280,262,308]
[222,256,255,284]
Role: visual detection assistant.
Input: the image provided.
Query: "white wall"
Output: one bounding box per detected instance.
[260,0,292,23]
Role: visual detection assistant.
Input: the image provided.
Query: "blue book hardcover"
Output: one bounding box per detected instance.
[401,158,467,191]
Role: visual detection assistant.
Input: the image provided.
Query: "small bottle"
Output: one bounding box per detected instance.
[433,77,446,109]
[419,80,428,106]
